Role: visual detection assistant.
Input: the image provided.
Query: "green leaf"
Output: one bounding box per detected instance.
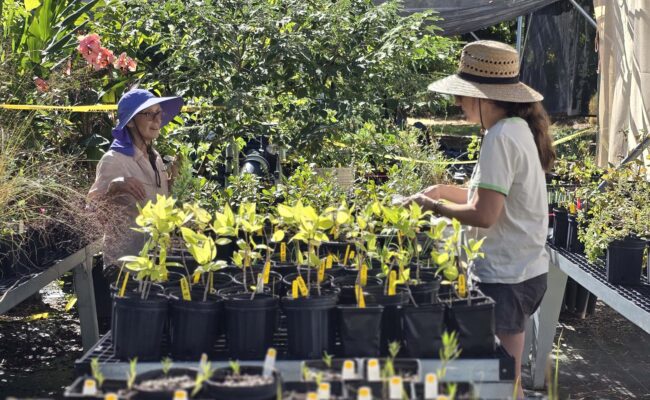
[24,0,41,12]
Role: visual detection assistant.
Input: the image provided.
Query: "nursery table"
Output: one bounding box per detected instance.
[0,240,101,351]
[74,332,517,400]
[526,243,650,389]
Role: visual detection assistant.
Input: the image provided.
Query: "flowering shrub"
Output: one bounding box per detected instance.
[77,33,137,73]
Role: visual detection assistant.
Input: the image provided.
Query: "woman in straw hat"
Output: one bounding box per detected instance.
[403,40,555,398]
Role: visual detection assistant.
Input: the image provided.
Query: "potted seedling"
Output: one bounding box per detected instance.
[114,195,188,360]
[302,351,361,385]
[278,201,340,359]
[204,359,279,400]
[221,202,279,360]
[132,357,199,398]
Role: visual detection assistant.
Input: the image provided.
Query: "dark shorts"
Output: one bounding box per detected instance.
[478,273,548,335]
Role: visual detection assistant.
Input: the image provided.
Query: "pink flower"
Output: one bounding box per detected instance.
[93,47,115,70]
[33,77,49,92]
[113,52,137,73]
[77,33,102,58]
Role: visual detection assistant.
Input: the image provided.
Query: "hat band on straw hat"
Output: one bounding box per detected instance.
[457,71,520,85]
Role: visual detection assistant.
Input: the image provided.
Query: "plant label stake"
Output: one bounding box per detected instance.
[280,242,287,262]
[180,277,192,301]
[318,259,326,283]
[292,280,300,299]
[82,378,97,395]
[296,276,309,297]
[367,358,380,381]
[389,376,403,399]
[192,271,201,284]
[343,245,351,265]
[256,273,265,293]
[118,272,129,297]
[262,261,271,284]
[342,359,356,380]
[173,390,188,400]
[436,396,450,400]
[357,386,372,400]
[263,348,276,377]
[318,382,331,399]
[388,270,397,296]
[326,254,333,269]
[458,274,467,298]
[103,393,118,400]
[424,373,438,398]
[355,284,366,308]
[306,392,318,400]
[360,263,368,286]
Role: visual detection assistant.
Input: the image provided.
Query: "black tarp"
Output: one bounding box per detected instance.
[374,0,559,36]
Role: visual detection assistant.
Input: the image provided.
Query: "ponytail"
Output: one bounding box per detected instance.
[494,101,556,172]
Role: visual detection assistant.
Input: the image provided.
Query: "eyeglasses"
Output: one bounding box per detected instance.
[137,110,163,121]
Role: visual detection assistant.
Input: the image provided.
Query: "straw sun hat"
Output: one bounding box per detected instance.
[428,40,543,103]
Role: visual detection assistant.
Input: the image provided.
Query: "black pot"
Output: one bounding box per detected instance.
[224,294,279,360]
[366,289,409,354]
[403,303,446,358]
[445,293,496,357]
[319,240,353,259]
[169,289,224,360]
[281,291,339,359]
[331,275,383,305]
[566,214,584,253]
[337,305,383,357]
[166,252,199,275]
[271,261,298,277]
[281,272,334,296]
[133,368,198,399]
[397,271,441,305]
[552,207,569,247]
[234,270,283,296]
[297,264,345,277]
[204,366,278,400]
[606,237,647,285]
[112,291,168,361]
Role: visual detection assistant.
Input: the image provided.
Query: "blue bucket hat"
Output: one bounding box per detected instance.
[110,89,184,156]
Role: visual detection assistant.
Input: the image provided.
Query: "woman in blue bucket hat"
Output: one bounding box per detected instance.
[88,88,183,282]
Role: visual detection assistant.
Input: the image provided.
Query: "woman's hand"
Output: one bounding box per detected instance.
[401,193,440,212]
[107,177,146,201]
[419,184,441,200]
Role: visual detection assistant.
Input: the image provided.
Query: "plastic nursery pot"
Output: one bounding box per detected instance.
[281,272,334,295]
[168,288,224,360]
[132,368,198,399]
[445,291,496,357]
[224,293,279,360]
[281,290,339,359]
[204,365,278,400]
[331,275,383,305]
[566,213,585,253]
[166,252,199,275]
[271,260,298,277]
[397,271,441,305]
[112,288,168,361]
[552,207,569,247]
[606,237,647,285]
[337,305,384,357]
[363,358,421,382]
[366,288,409,354]
[402,302,446,358]
[234,270,283,296]
[298,263,345,277]
[319,240,353,259]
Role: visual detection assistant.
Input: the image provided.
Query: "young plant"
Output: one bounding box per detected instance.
[229,360,241,377]
[126,357,138,390]
[181,227,229,301]
[437,331,461,397]
[161,357,173,376]
[231,202,266,291]
[90,357,104,388]
[322,351,333,369]
[193,353,214,397]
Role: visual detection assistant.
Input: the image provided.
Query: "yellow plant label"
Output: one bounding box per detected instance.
[65,296,77,312]
[292,280,299,299]
[263,261,271,284]
[349,250,356,261]
[367,358,380,381]
[318,260,326,283]
[306,393,318,400]
[343,245,351,265]
[424,373,438,398]
[280,242,287,262]
[357,386,371,400]
[326,254,333,269]
[192,271,201,284]
[180,277,192,301]
[29,312,49,321]
[104,393,118,400]
[569,203,576,214]
[388,270,397,296]
[355,284,366,308]
[342,360,356,380]
[389,376,403,399]
[360,263,368,287]
[458,274,467,298]
[318,383,331,399]
[119,272,129,297]
[296,276,309,297]
[82,378,97,395]
[173,390,188,400]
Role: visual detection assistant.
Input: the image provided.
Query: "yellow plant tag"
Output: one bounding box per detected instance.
[360,263,368,287]
[355,284,366,308]
[180,277,192,301]
[326,254,333,269]
[262,261,271,284]
[292,279,299,299]
[119,272,129,297]
[458,274,467,298]
[192,271,201,284]
[349,250,356,261]
[318,260,326,283]
[29,312,49,321]
[569,203,576,214]
[296,276,309,297]
[104,393,118,400]
[343,245,351,265]
[280,242,287,262]
[65,296,77,312]
[425,373,438,398]
[388,270,397,296]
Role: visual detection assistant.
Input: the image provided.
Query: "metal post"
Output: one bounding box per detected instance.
[516,16,523,54]
[568,0,597,29]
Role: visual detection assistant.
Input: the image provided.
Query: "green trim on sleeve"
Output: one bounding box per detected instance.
[475,182,509,196]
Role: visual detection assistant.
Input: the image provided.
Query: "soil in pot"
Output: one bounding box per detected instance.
[168,288,224,360]
[337,305,383,357]
[224,293,279,360]
[606,237,647,285]
[302,359,361,382]
[133,368,197,399]
[204,366,277,400]
[282,290,339,359]
[402,303,445,358]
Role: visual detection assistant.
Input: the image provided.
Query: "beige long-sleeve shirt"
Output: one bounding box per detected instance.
[88,147,168,266]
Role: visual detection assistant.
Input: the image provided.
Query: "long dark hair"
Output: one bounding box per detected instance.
[494,101,556,172]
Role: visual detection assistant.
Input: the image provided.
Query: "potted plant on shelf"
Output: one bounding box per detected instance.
[204,359,279,400]
[131,357,199,398]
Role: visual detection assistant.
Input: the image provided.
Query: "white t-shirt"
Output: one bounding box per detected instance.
[467,117,549,284]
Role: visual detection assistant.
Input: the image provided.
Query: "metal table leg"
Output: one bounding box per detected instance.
[73,246,98,352]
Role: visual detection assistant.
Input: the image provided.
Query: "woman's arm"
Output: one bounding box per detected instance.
[421,184,468,204]
[406,187,505,229]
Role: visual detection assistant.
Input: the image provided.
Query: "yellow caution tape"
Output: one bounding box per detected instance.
[0,104,223,112]
[552,128,596,146]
